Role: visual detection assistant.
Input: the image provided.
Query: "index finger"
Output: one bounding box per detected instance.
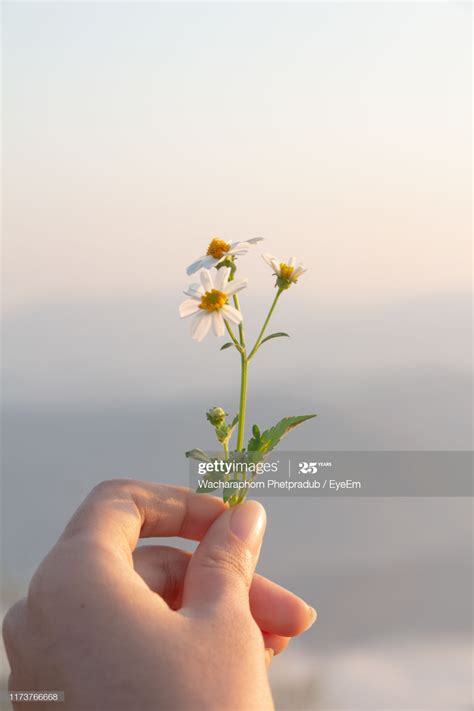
[61,479,227,561]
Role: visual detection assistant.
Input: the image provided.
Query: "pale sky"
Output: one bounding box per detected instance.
[3,1,472,312]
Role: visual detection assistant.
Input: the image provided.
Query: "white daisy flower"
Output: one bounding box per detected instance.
[262,253,307,288]
[179,267,247,342]
[186,237,263,275]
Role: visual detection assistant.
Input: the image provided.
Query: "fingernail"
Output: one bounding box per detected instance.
[230,500,266,554]
[306,606,317,628]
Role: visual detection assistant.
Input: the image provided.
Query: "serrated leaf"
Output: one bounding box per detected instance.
[247,423,262,452]
[249,414,316,457]
[185,448,211,462]
[195,467,226,493]
[220,342,235,351]
[260,332,290,346]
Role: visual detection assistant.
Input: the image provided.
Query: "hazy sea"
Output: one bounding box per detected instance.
[2,292,472,708]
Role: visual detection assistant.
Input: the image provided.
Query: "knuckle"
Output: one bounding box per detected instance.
[88,479,142,507]
[90,478,130,497]
[200,544,251,585]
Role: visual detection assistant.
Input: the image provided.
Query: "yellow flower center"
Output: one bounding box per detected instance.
[199,289,227,312]
[280,263,295,281]
[207,238,231,260]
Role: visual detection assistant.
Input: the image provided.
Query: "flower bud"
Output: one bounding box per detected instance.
[206,407,227,427]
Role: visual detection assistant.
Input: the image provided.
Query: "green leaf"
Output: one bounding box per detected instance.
[247,424,262,452]
[220,342,235,351]
[195,467,226,494]
[248,414,316,457]
[223,489,235,504]
[192,453,228,494]
[185,448,211,462]
[259,332,290,346]
[231,414,239,428]
[223,480,244,504]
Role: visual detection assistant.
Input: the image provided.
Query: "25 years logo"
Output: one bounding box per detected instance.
[298,462,318,474]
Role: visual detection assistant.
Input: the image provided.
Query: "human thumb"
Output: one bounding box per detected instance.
[181,499,266,611]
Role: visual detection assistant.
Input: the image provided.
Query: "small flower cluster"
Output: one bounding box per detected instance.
[180,237,307,342]
[179,236,314,505]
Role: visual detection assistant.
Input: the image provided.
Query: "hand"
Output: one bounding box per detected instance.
[3,481,316,710]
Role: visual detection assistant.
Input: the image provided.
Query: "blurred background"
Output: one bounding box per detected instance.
[2,2,472,709]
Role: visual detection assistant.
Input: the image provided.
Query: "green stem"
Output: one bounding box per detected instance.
[248,288,283,361]
[233,294,246,348]
[223,258,248,455]
[236,354,248,451]
[223,440,229,461]
[224,320,243,352]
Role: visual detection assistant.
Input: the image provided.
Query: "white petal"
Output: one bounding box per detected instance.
[187,254,218,275]
[228,248,249,256]
[292,265,307,280]
[200,269,214,292]
[186,257,206,276]
[230,238,263,249]
[212,311,225,337]
[184,282,203,298]
[288,256,296,267]
[222,304,243,325]
[201,255,218,270]
[191,312,211,341]
[179,299,201,318]
[225,278,248,296]
[215,266,230,292]
[262,253,276,267]
[270,258,281,275]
